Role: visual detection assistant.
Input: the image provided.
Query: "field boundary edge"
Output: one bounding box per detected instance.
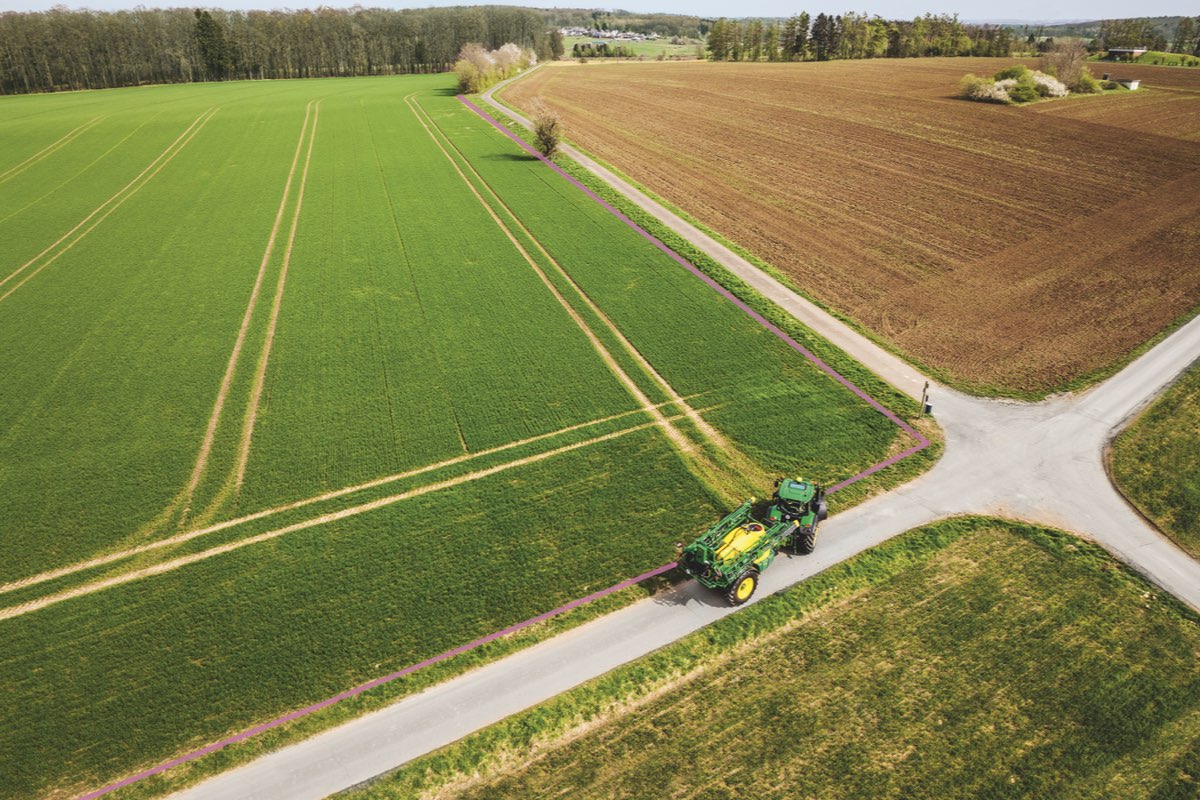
[73,90,933,800]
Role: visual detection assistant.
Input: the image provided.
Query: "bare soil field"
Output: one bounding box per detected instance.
[504,58,1200,395]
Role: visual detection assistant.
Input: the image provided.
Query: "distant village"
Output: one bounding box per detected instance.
[558,27,663,41]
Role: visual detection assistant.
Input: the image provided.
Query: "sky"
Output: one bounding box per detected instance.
[0,0,1192,24]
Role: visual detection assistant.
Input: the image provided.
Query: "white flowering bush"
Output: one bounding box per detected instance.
[1033,73,1068,97]
[454,42,537,93]
[960,74,1011,103]
[961,66,1070,105]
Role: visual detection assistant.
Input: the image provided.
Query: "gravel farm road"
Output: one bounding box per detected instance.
[167,71,1200,799]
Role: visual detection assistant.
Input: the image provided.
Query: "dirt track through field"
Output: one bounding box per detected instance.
[404,94,697,462]
[0,403,686,597]
[0,415,682,621]
[406,93,760,504]
[175,101,317,527]
[0,108,217,303]
[231,101,322,493]
[0,115,104,184]
[426,101,734,459]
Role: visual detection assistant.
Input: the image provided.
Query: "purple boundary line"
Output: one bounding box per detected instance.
[456,94,931,456]
[78,95,934,800]
[78,561,677,800]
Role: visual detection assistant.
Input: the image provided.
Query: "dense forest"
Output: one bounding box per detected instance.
[0,5,551,94]
[706,13,1016,61]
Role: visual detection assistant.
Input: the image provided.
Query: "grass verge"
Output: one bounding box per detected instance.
[1110,361,1200,559]
[347,516,1200,799]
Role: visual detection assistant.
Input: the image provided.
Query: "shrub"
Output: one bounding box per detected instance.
[531,101,561,158]
[959,73,990,98]
[1007,80,1040,104]
[1071,69,1101,94]
[1033,73,1068,97]
[994,64,1031,81]
[962,68,1071,105]
[453,42,535,94]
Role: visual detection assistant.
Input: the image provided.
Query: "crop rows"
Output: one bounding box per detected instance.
[503,58,1200,395]
[0,90,313,582]
[0,75,913,798]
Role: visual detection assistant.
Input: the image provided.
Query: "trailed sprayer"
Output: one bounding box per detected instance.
[677,478,828,605]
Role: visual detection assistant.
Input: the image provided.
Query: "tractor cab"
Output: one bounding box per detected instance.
[766,478,827,524]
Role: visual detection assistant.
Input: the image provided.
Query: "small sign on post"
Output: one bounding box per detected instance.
[920,381,932,417]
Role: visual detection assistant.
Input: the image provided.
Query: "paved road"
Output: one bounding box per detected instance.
[169,76,1200,799]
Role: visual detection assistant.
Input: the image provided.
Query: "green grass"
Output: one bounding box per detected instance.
[237,89,636,511]
[474,96,941,506]
[0,73,933,799]
[350,517,1200,800]
[420,94,909,494]
[1111,363,1200,559]
[0,84,313,580]
[0,430,720,800]
[563,35,700,59]
[1092,50,1200,67]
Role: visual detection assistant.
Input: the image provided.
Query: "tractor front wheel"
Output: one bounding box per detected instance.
[796,528,815,555]
[726,569,759,606]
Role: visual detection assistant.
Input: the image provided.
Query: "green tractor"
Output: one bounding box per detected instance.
[677,478,828,606]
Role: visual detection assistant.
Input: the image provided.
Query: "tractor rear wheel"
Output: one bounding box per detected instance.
[796,528,815,555]
[726,569,759,606]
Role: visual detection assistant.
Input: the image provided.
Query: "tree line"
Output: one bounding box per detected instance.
[0,5,552,94]
[707,13,1016,61]
[1099,17,1200,54]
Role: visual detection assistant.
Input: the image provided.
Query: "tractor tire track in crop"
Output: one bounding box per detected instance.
[0,109,218,303]
[407,93,759,501]
[0,413,695,622]
[0,115,104,184]
[232,101,322,490]
[405,94,708,470]
[173,101,317,530]
[416,95,768,488]
[0,402,691,598]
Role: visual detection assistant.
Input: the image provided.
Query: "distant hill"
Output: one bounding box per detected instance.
[1003,16,1185,39]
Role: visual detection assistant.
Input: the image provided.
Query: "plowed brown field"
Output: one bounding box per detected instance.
[503,58,1200,395]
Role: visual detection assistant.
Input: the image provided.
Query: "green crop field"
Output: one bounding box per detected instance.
[0,73,927,799]
[1112,364,1200,559]
[357,517,1200,800]
[563,35,701,58]
[1092,50,1200,67]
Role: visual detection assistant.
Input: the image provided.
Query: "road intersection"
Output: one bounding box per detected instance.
[166,75,1200,799]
